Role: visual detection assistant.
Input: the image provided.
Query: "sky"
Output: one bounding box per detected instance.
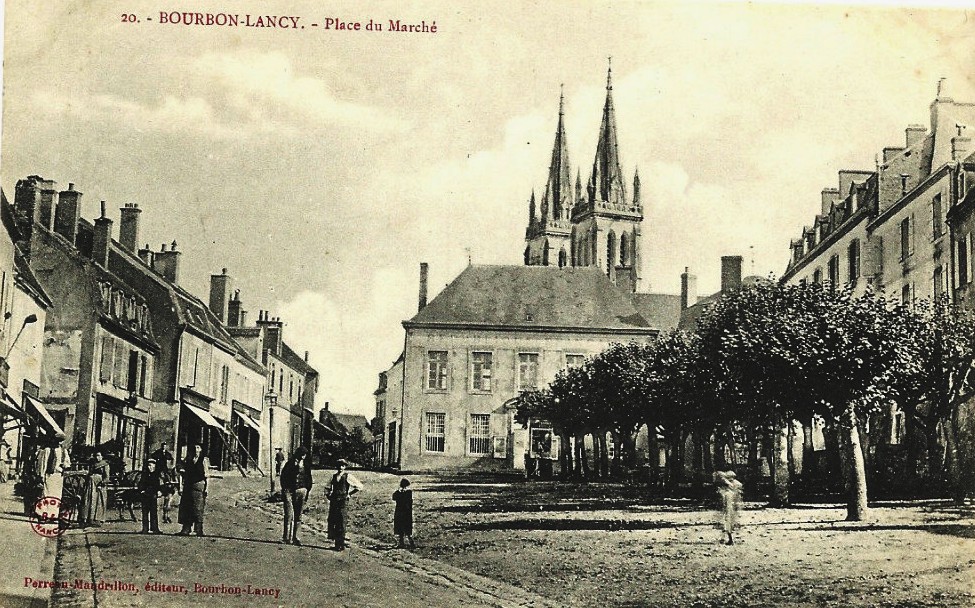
[1,1,974,418]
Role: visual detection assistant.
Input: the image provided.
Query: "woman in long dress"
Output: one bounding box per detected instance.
[715,470,743,545]
[81,452,110,527]
[177,444,209,536]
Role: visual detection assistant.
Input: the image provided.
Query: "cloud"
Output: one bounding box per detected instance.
[193,50,409,135]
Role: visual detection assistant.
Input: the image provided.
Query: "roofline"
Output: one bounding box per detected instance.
[403,320,659,336]
[782,210,871,282]
[868,163,953,231]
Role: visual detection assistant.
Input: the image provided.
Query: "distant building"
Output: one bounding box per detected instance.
[373,353,403,468]
[223,285,319,468]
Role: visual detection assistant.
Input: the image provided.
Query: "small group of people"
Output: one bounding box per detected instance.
[136,442,208,536]
[276,450,415,551]
[278,450,364,550]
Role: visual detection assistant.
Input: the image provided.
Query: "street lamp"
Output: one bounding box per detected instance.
[4,314,37,359]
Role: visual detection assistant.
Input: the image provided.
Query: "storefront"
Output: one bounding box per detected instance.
[92,393,147,473]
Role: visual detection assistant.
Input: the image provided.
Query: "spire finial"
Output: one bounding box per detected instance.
[607,57,613,91]
[559,84,565,116]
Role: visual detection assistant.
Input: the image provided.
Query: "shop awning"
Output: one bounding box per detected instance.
[237,413,261,433]
[183,403,226,432]
[0,392,27,420]
[24,395,65,438]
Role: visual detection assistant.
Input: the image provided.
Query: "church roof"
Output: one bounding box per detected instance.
[405,264,660,333]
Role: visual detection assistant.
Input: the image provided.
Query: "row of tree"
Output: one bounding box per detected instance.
[516,281,975,520]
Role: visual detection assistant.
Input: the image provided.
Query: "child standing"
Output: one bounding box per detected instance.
[392,478,415,549]
[714,470,743,545]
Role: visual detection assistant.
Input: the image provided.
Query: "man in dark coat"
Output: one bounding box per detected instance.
[177,444,208,536]
[325,459,362,550]
[280,446,312,545]
[139,459,162,534]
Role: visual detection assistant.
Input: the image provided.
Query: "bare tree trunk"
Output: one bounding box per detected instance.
[597,432,610,479]
[801,418,814,478]
[944,412,963,504]
[559,431,572,479]
[574,434,588,479]
[647,425,660,488]
[591,432,602,479]
[843,404,869,521]
[787,420,797,478]
[771,417,790,506]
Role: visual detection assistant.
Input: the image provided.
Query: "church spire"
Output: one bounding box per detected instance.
[542,85,572,221]
[588,58,626,207]
[633,167,641,206]
[528,189,536,226]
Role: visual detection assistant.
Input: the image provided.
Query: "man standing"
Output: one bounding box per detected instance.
[139,458,162,534]
[177,444,209,537]
[279,446,312,545]
[324,459,362,550]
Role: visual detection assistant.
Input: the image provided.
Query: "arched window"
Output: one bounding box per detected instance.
[606,231,617,275]
[543,239,550,266]
[524,246,530,265]
[590,228,598,266]
[558,248,567,268]
[619,233,629,266]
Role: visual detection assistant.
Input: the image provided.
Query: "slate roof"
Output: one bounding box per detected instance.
[281,342,318,377]
[406,264,659,332]
[630,293,681,333]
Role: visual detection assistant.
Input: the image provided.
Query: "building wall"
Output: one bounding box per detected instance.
[399,326,655,471]
[871,173,951,303]
[786,217,872,295]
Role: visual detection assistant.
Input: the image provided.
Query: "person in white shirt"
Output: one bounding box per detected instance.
[324,459,363,550]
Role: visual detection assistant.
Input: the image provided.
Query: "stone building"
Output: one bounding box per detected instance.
[0,189,52,472]
[12,179,160,472]
[13,175,268,470]
[783,86,975,306]
[390,263,665,471]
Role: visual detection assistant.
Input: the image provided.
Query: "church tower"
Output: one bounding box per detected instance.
[525,88,574,268]
[521,61,644,291]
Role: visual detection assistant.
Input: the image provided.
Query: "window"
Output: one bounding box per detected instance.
[220,365,230,403]
[518,353,539,391]
[468,414,490,456]
[425,412,445,453]
[934,266,944,300]
[565,354,586,370]
[470,352,493,392]
[620,233,629,266]
[900,216,914,260]
[113,340,128,387]
[426,351,448,390]
[812,268,822,284]
[127,351,138,392]
[901,284,912,306]
[139,355,149,397]
[99,336,114,382]
[827,254,840,288]
[848,239,861,284]
[932,194,943,239]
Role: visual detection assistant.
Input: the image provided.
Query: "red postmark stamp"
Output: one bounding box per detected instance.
[30,496,71,538]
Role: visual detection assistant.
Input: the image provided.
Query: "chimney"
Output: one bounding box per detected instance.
[680,267,697,311]
[257,310,283,356]
[820,188,839,216]
[304,350,309,362]
[418,262,429,311]
[54,183,83,245]
[906,124,926,148]
[91,201,113,267]
[227,289,243,327]
[720,255,743,293]
[13,176,48,250]
[38,181,58,231]
[154,241,181,283]
[952,124,970,161]
[138,243,153,266]
[208,268,233,323]
[119,203,142,252]
[838,170,872,199]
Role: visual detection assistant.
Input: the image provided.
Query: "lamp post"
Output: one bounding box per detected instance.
[265,391,277,493]
[4,314,38,360]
